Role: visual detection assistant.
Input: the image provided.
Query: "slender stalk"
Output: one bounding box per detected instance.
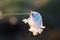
[3,13,29,16]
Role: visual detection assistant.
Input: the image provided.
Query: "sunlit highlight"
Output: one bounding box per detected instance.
[23,11,45,36]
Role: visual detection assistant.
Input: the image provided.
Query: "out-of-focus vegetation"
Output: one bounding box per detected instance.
[0,0,60,13]
[0,0,31,13]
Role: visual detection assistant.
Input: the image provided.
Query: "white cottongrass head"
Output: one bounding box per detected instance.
[23,11,45,36]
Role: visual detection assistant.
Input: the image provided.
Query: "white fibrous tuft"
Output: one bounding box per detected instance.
[22,11,45,36]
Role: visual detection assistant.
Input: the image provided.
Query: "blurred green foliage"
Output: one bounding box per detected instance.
[0,0,30,13]
[0,0,60,14]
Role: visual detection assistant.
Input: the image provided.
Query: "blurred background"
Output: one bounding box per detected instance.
[0,0,60,40]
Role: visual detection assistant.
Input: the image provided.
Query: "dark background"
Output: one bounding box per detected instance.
[0,0,60,40]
